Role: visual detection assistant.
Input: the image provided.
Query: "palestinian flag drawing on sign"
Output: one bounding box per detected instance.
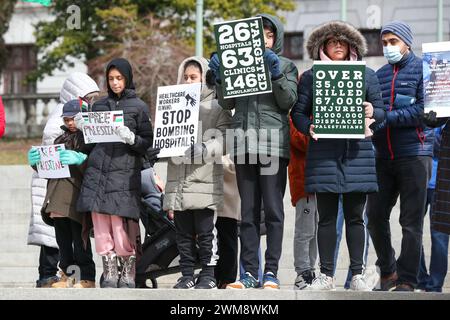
[113,114,123,123]
[82,114,89,123]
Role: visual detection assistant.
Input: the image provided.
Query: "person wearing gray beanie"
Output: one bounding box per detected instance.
[366,19,434,292]
[381,20,413,48]
[380,20,413,65]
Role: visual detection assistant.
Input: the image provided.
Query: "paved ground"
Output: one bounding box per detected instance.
[0,163,449,300]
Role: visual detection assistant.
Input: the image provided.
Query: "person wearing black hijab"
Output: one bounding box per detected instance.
[76,58,153,288]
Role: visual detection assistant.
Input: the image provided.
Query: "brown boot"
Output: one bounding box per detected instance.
[379,271,398,291]
[73,280,96,288]
[51,272,75,288]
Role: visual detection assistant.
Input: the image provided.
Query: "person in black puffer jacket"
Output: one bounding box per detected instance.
[290,20,385,291]
[366,21,433,292]
[76,58,153,289]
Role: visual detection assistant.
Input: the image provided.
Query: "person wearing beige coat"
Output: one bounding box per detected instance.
[163,56,232,289]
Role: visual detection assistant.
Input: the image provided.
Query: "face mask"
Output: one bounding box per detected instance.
[383,45,404,64]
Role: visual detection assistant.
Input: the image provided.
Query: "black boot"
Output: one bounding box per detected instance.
[101,254,119,288]
[118,255,136,288]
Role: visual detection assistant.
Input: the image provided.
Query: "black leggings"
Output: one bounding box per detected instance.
[316,193,367,277]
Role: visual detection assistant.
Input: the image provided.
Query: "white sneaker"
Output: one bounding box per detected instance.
[350,274,372,291]
[362,266,380,290]
[307,273,336,291]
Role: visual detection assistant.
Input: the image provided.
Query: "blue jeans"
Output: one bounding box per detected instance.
[334,195,370,289]
[418,189,449,292]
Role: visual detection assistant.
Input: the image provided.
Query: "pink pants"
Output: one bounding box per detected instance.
[91,212,135,256]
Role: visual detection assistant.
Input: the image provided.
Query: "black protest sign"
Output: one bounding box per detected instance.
[313,61,366,139]
[214,17,272,99]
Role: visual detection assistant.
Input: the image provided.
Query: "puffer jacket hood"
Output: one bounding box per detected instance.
[257,13,284,55]
[59,72,100,104]
[306,20,368,60]
[176,56,215,101]
[106,58,135,97]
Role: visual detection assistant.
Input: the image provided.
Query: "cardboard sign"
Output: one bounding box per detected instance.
[153,83,201,157]
[423,41,450,117]
[214,17,272,99]
[312,61,366,139]
[35,144,71,179]
[81,110,125,143]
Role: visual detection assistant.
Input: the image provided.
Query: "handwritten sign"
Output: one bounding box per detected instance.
[35,144,71,179]
[153,83,201,157]
[81,110,125,143]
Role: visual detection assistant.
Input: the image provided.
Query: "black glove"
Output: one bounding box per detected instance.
[146,147,161,167]
[184,143,207,160]
[422,111,446,128]
[208,53,221,83]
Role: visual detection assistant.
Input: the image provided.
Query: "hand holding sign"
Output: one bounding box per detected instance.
[27,148,41,166]
[59,150,87,165]
[363,101,374,118]
[74,113,85,130]
[118,126,135,145]
[209,53,221,83]
[263,49,281,79]
[309,124,318,141]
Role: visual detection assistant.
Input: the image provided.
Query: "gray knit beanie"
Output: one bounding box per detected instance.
[381,20,413,47]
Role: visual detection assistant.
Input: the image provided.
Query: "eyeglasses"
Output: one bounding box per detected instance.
[326,39,347,47]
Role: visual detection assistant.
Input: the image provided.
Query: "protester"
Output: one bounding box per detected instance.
[288,117,318,290]
[417,125,449,292]
[367,21,433,291]
[210,13,298,289]
[164,56,232,289]
[290,20,385,291]
[76,58,153,288]
[29,72,99,288]
[215,154,241,289]
[28,99,96,288]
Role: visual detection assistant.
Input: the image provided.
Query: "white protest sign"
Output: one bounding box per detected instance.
[35,144,71,179]
[81,110,125,143]
[423,41,450,117]
[153,83,201,158]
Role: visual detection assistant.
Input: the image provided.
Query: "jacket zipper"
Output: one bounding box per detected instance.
[387,65,399,160]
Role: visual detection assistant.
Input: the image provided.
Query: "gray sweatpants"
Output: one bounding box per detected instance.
[293,195,318,274]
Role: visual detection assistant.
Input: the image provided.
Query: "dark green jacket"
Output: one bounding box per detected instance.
[216,13,298,159]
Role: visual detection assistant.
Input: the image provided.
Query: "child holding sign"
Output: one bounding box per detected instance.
[210,13,298,290]
[163,56,232,289]
[290,21,385,291]
[76,58,153,288]
[27,99,95,288]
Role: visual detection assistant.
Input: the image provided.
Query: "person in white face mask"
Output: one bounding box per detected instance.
[366,20,434,292]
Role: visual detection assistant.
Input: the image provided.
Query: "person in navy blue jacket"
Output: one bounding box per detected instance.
[366,21,433,292]
[290,21,385,291]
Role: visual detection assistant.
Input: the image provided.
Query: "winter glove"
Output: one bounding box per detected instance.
[74,113,85,130]
[59,150,87,165]
[263,48,281,79]
[27,148,41,166]
[422,110,446,128]
[146,147,161,167]
[117,126,136,145]
[209,53,221,83]
[184,143,207,160]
